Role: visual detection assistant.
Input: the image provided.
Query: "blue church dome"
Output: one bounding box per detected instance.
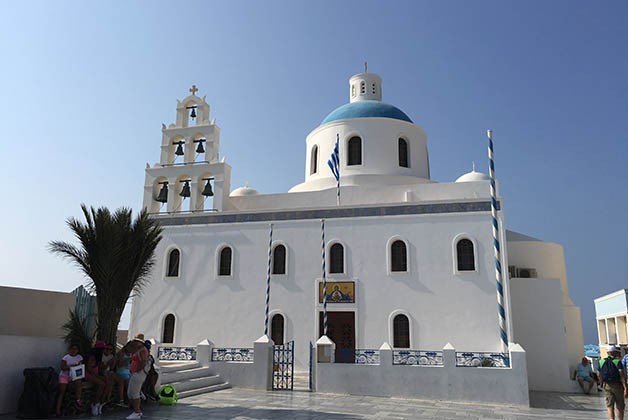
[321,100,413,125]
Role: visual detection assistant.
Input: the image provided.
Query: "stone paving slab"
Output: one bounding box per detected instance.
[0,388,608,419]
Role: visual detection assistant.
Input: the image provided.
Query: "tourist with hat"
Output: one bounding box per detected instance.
[599,346,627,420]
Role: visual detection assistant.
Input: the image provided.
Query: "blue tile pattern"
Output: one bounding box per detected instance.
[455,351,510,368]
[211,347,254,362]
[393,350,443,366]
[156,200,500,227]
[158,346,197,361]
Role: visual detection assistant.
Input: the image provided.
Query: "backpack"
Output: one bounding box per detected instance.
[158,385,177,405]
[600,357,621,383]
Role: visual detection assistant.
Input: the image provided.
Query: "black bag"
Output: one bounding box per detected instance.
[16,367,58,419]
[600,357,621,384]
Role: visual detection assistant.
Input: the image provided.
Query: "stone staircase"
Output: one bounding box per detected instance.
[159,361,230,399]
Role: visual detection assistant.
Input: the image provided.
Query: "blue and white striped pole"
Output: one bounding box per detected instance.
[336,135,340,207]
[488,129,508,352]
[321,219,328,336]
[264,223,274,336]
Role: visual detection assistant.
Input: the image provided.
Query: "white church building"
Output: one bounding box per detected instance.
[129,70,584,395]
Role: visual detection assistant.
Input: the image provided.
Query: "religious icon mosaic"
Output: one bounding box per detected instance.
[319,281,355,303]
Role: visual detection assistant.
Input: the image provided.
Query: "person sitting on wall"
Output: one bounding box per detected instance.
[55,343,84,417]
[576,357,596,394]
[101,344,125,405]
[599,346,627,420]
[85,341,108,416]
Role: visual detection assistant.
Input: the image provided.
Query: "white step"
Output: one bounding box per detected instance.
[159,361,200,373]
[169,375,224,392]
[178,382,231,399]
[161,366,214,382]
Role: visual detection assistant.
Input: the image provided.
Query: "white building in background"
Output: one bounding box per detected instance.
[129,71,584,393]
[595,290,628,358]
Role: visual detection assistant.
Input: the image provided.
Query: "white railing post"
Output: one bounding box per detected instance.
[196,339,214,367]
[316,335,335,363]
[253,335,274,390]
[379,342,392,366]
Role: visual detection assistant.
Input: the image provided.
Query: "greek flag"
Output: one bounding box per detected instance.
[327,140,339,181]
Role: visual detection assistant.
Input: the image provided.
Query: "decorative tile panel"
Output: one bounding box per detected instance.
[455,351,510,368]
[393,350,443,366]
[158,346,197,361]
[211,347,254,362]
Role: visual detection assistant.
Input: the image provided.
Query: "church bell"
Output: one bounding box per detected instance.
[190,107,197,118]
[195,141,205,154]
[201,179,214,197]
[179,180,191,198]
[174,142,184,156]
[155,183,168,203]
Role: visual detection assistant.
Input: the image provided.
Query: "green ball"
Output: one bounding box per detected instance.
[158,384,177,405]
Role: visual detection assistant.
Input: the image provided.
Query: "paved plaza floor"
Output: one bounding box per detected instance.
[1,388,609,420]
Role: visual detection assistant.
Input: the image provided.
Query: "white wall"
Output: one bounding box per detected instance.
[315,343,529,406]
[130,209,506,371]
[509,277,576,392]
[0,335,67,414]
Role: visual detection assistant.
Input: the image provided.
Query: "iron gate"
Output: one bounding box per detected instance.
[273,340,294,390]
[308,341,313,391]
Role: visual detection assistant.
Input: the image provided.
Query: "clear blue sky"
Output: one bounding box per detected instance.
[1,1,626,343]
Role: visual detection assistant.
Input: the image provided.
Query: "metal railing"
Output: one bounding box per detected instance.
[158,346,197,361]
[211,347,254,362]
[392,350,443,366]
[455,352,510,368]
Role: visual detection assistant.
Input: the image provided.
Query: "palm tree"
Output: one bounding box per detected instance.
[50,205,163,346]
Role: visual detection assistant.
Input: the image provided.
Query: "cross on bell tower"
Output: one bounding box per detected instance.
[189,85,198,95]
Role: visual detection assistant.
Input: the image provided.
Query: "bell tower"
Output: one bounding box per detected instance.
[142,85,231,214]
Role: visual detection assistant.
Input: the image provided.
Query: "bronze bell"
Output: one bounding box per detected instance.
[174,142,184,156]
[155,183,168,203]
[196,141,205,154]
[179,180,191,198]
[202,179,214,197]
[190,107,197,118]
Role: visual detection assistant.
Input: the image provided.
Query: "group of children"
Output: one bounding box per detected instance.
[55,334,158,418]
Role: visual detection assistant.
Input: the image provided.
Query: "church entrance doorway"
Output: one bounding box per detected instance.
[319,311,355,363]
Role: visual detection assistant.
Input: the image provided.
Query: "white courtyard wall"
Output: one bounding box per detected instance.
[0,335,67,414]
[130,210,505,370]
[509,277,577,392]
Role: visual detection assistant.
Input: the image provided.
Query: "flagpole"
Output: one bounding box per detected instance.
[487,130,508,353]
[263,223,273,337]
[336,134,340,207]
[321,219,328,336]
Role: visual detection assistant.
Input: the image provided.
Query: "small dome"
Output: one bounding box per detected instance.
[321,100,413,125]
[230,186,259,197]
[455,170,490,183]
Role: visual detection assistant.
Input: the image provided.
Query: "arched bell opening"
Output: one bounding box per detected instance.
[196,172,214,212]
[183,98,200,128]
[173,174,192,213]
[191,133,207,163]
[151,176,169,213]
[169,135,185,165]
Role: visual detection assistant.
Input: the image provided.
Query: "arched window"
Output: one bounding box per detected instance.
[347,137,362,166]
[167,249,180,277]
[162,314,175,343]
[219,247,232,276]
[271,314,284,345]
[310,145,318,175]
[329,243,344,274]
[272,244,286,275]
[456,239,475,271]
[398,138,409,168]
[360,81,365,94]
[393,314,410,348]
[391,240,407,272]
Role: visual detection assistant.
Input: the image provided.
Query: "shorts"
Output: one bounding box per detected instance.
[127,371,147,400]
[117,370,131,380]
[578,376,592,383]
[59,375,70,385]
[604,382,625,410]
